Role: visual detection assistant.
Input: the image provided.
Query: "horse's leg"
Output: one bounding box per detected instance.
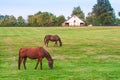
[54,41,57,47]
[47,40,49,47]
[38,58,42,70]
[35,59,39,70]
[18,57,23,70]
[45,40,47,47]
[45,42,46,46]
[44,39,46,46]
[23,57,27,69]
[56,41,58,46]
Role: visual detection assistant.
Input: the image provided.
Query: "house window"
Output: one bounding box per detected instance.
[74,20,76,23]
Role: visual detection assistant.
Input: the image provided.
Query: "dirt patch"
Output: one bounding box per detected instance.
[7,56,17,61]
[53,55,65,60]
[95,55,120,59]
[4,37,12,44]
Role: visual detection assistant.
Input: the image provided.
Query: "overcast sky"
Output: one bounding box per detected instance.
[0,0,119,19]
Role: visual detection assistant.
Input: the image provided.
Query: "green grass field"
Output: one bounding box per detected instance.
[0,27,120,80]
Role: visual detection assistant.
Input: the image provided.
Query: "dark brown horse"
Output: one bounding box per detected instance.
[18,47,53,70]
[44,35,62,47]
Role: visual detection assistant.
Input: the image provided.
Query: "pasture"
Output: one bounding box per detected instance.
[0,27,120,80]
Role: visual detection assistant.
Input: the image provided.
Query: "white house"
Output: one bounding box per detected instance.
[62,15,85,26]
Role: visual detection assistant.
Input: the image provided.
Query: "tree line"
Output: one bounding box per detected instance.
[0,12,66,27]
[0,0,120,27]
[27,11,66,26]
[0,15,25,27]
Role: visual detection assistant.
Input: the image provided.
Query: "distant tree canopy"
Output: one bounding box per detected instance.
[27,12,65,26]
[119,12,120,17]
[56,15,66,26]
[87,0,116,26]
[71,6,85,20]
[115,18,120,25]
[0,15,17,26]
[86,12,94,25]
[0,12,66,27]
[17,16,25,26]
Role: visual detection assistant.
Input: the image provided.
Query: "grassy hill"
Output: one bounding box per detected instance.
[0,27,120,80]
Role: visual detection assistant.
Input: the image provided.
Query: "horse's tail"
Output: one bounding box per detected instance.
[58,38,62,46]
[18,48,22,70]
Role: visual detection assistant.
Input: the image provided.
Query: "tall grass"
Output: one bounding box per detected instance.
[0,27,120,80]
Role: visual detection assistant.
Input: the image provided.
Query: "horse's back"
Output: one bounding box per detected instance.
[46,35,60,41]
[19,48,29,57]
[19,47,39,59]
[45,35,51,40]
[19,47,48,59]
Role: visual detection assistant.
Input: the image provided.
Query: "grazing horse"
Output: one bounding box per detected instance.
[18,47,53,70]
[44,35,62,47]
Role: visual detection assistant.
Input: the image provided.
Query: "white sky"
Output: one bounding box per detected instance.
[0,0,119,19]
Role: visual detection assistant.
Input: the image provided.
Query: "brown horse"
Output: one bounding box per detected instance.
[18,47,53,70]
[44,35,62,47]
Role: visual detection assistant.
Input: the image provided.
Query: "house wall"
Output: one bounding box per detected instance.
[63,15,85,26]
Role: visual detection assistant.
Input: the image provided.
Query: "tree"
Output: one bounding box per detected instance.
[86,12,94,25]
[92,0,115,25]
[115,18,120,25]
[33,11,57,26]
[35,13,44,26]
[119,12,120,17]
[17,16,25,26]
[3,15,11,26]
[0,15,4,26]
[71,6,85,20]
[9,15,17,26]
[27,15,37,26]
[56,15,65,26]
[0,15,17,26]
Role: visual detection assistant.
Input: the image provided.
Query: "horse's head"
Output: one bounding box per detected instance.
[60,42,62,46]
[58,38,62,47]
[48,59,53,69]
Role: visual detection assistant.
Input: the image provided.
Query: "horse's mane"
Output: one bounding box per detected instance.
[39,47,52,59]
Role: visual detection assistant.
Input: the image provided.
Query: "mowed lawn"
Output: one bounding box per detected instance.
[0,27,120,80]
